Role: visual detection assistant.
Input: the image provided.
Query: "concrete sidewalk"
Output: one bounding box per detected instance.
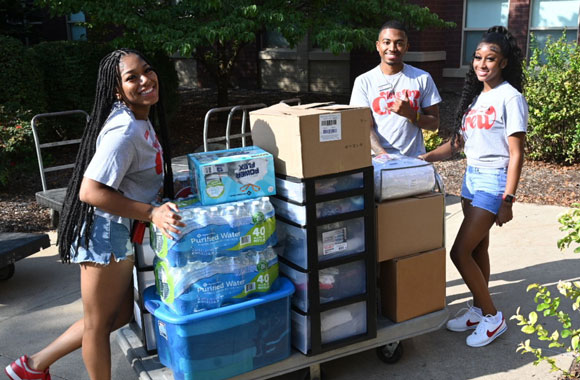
[1,195,578,380]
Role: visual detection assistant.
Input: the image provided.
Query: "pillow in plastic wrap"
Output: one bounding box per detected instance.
[372,154,436,201]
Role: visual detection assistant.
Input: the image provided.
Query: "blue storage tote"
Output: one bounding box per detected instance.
[143,277,294,380]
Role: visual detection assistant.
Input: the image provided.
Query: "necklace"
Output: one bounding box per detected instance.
[379,67,404,93]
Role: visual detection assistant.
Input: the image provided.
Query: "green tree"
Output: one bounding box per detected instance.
[38,0,454,106]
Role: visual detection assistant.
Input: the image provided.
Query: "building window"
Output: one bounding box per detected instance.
[462,0,509,65]
[529,0,579,54]
[67,12,87,41]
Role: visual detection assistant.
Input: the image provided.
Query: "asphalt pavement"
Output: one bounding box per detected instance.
[1,194,578,380]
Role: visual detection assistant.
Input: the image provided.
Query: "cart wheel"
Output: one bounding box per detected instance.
[302,366,325,380]
[376,341,403,364]
[0,263,15,281]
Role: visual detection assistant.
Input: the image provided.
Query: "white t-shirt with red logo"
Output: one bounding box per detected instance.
[84,102,164,226]
[349,64,441,157]
[461,81,528,169]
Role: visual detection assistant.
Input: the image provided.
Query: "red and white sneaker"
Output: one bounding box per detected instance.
[446,303,482,332]
[5,355,51,380]
[466,312,508,347]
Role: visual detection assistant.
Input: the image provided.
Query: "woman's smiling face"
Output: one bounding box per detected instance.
[117,53,159,120]
[473,42,507,91]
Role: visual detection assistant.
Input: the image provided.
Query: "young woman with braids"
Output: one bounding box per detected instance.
[419,26,528,347]
[5,49,185,380]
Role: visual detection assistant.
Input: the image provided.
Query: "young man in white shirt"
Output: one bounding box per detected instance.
[350,20,442,157]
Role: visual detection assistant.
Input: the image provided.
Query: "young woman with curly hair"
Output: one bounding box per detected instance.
[419,26,528,347]
[6,49,185,379]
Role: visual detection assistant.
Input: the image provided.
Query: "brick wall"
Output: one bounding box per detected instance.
[508,0,531,53]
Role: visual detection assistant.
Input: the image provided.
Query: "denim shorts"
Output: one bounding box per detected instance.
[461,165,507,215]
[70,215,134,265]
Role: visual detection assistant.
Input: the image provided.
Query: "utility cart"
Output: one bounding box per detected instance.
[0,232,50,281]
[117,102,449,380]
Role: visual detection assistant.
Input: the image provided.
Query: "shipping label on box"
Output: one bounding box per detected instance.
[187,146,276,205]
[379,247,446,322]
[250,103,372,178]
[375,192,444,262]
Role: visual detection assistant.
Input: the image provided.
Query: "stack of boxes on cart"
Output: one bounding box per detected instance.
[373,153,446,322]
[138,146,297,380]
[250,102,377,355]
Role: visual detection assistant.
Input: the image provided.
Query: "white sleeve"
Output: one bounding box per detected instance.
[84,128,137,190]
[505,94,528,136]
[349,76,370,107]
[420,74,442,109]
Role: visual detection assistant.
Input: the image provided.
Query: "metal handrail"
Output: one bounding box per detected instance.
[225,103,266,149]
[202,106,234,152]
[31,110,89,192]
[203,103,266,151]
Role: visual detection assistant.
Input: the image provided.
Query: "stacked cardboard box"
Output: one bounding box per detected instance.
[375,182,446,322]
[250,103,377,355]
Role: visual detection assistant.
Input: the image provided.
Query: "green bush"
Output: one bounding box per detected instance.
[31,41,112,115]
[423,129,443,152]
[0,35,47,114]
[0,107,35,187]
[524,34,580,164]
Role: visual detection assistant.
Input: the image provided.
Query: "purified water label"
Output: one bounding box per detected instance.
[319,113,342,142]
[322,227,347,255]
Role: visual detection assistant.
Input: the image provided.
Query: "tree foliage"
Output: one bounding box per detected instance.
[38,0,454,105]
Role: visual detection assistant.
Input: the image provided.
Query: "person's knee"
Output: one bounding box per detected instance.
[450,246,466,266]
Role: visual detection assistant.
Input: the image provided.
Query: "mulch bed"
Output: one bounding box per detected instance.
[1,88,578,233]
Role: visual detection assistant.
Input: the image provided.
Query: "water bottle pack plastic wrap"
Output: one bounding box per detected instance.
[154,248,279,315]
[150,196,277,267]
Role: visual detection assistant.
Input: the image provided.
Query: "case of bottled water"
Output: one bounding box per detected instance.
[150,196,277,267]
[153,247,279,315]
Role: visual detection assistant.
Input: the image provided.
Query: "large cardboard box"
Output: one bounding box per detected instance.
[379,247,446,322]
[249,103,371,178]
[376,192,444,262]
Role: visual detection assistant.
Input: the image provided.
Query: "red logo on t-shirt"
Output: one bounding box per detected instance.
[372,89,420,115]
[463,106,496,130]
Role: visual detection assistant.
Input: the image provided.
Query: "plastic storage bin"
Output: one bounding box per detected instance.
[291,301,368,354]
[276,217,366,270]
[144,277,294,380]
[275,171,364,204]
[271,195,365,225]
[279,260,366,312]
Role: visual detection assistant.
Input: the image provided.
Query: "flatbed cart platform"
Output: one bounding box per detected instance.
[116,307,449,380]
[0,232,51,280]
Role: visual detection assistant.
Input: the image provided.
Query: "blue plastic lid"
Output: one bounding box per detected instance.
[144,276,295,325]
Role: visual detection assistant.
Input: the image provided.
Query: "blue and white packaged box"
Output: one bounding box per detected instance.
[188,146,276,206]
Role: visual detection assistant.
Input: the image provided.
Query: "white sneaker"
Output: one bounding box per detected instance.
[446,303,482,332]
[466,312,507,347]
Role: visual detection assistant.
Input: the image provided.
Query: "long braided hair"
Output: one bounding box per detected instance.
[57,48,174,263]
[451,25,524,146]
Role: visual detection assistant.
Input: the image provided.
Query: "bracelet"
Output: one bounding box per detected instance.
[416,112,421,124]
